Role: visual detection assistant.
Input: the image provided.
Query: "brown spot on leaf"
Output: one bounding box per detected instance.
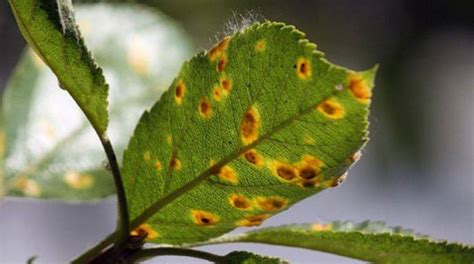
[170,156,181,170]
[130,224,159,240]
[175,80,186,105]
[244,149,263,166]
[317,98,345,119]
[191,210,220,226]
[256,196,288,211]
[217,56,228,72]
[273,162,298,181]
[296,57,312,79]
[209,37,230,61]
[348,73,372,102]
[230,194,252,210]
[236,214,270,227]
[240,106,260,145]
[220,78,232,93]
[199,97,212,119]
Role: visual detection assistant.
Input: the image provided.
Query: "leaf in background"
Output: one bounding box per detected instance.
[204,221,474,264]
[123,22,376,244]
[222,251,288,264]
[8,0,109,134]
[1,4,193,199]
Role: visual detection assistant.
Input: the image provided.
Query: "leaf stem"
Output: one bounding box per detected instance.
[99,135,130,246]
[126,247,225,263]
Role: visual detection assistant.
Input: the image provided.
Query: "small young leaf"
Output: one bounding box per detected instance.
[222,251,288,264]
[1,4,192,199]
[205,221,474,263]
[123,22,376,244]
[8,0,109,134]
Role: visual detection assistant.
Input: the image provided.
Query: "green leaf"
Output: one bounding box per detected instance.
[205,221,474,264]
[123,22,376,244]
[8,0,110,134]
[222,251,288,264]
[1,4,193,199]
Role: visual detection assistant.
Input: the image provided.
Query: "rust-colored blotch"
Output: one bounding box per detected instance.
[199,97,212,119]
[217,56,228,72]
[348,73,372,102]
[130,223,159,240]
[175,79,186,105]
[255,40,266,52]
[170,156,181,170]
[275,162,298,181]
[296,57,312,80]
[317,99,345,119]
[218,165,238,184]
[191,210,220,226]
[244,149,263,166]
[209,36,230,61]
[236,214,270,227]
[256,196,288,211]
[154,160,162,170]
[240,106,260,145]
[230,194,252,210]
[220,78,232,93]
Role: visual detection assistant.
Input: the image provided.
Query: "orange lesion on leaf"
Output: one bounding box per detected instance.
[209,37,230,62]
[296,57,312,80]
[256,196,288,211]
[64,171,94,189]
[348,73,372,103]
[191,210,220,226]
[170,156,181,170]
[212,86,223,101]
[244,149,264,167]
[217,55,228,72]
[220,77,232,93]
[198,97,212,119]
[175,79,186,105]
[311,223,333,232]
[130,224,159,240]
[229,194,252,210]
[317,98,345,119]
[295,155,324,187]
[255,39,266,52]
[236,214,270,227]
[271,161,298,181]
[240,106,260,145]
[154,160,162,170]
[217,165,238,184]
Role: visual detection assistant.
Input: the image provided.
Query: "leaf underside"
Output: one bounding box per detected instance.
[223,251,288,264]
[8,0,109,134]
[123,21,376,244]
[1,4,192,199]
[208,221,474,264]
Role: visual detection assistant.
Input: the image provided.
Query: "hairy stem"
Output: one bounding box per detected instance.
[127,247,224,263]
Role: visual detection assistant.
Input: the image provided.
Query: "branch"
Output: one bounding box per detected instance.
[127,247,225,263]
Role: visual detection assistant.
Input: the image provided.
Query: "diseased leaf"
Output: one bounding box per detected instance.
[123,22,376,244]
[8,0,109,134]
[204,221,474,264]
[222,251,288,264]
[1,4,192,199]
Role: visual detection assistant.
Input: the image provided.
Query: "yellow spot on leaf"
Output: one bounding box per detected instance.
[304,135,315,145]
[64,171,94,189]
[218,165,238,184]
[15,178,40,197]
[143,151,151,162]
[236,214,270,227]
[220,77,232,94]
[240,106,260,145]
[255,40,266,52]
[130,224,159,240]
[154,160,162,170]
[312,223,332,232]
[209,36,230,61]
[198,97,212,119]
[348,73,372,103]
[317,98,345,119]
[191,210,220,226]
[244,149,264,167]
[229,194,252,210]
[296,57,312,80]
[170,156,181,170]
[166,135,173,146]
[175,79,186,105]
[256,196,288,211]
[213,86,223,101]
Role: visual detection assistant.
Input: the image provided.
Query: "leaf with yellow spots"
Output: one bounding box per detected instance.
[1,4,192,199]
[122,22,376,244]
[200,221,474,263]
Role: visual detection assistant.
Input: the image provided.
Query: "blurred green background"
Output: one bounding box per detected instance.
[0,0,473,263]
